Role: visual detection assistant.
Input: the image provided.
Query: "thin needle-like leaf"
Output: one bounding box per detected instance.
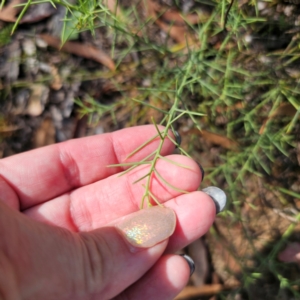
[117,164,139,177]
[0,0,5,10]
[116,150,156,176]
[278,187,300,199]
[125,135,159,160]
[158,154,192,169]
[154,169,189,194]
[177,146,192,158]
[166,134,178,147]
[140,194,148,209]
[169,112,186,124]
[148,189,163,207]
[132,98,169,114]
[152,117,164,140]
[175,109,205,116]
[132,172,151,184]
[11,0,32,34]
[108,161,151,167]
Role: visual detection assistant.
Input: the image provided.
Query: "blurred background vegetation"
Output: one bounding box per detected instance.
[0,0,300,298]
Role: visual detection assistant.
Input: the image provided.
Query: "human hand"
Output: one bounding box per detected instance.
[0,125,224,300]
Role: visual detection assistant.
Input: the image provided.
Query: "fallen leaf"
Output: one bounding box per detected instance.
[145,0,195,45]
[188,238,209,286]
[20,2,56,23]
[201,129,239,150]
[175,284,230,299]
[278,242,300,264]
[0,0,23,22]
[259,102,297,134]
[105,0,121,16]
[161,8,210,26]
[73,115,88,138]
[0,125,20,133]
[186,128,239,150]
[39,34,115,71]
[156,18,190,44]
[106,0,199,45]
[215,102,244,113]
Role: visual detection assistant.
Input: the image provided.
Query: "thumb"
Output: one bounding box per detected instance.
[0,201,175,300]
[79,206,176,299]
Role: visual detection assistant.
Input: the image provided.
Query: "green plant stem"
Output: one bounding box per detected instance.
[141,59,193,208]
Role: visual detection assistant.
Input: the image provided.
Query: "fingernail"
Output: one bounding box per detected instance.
[180,254,195,276]
[196,162,205,181]
[174,130,181,148]
[202,186,226,214]
[115,206,176,248]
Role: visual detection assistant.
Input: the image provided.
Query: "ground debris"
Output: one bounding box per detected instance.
[33,117,55,148]
[175,284,228,299]
[20,2,56,24]
[188,238,210,287]
[0,39,21,82]
[182,127,239,151]
[26,84,49,116]
[207,176,300,299]
[39,34,116,71]
[0,0,23,22]
[145,0,195,45]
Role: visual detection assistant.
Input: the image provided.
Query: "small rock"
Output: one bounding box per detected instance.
[12,89,30,115]
[20,2,56,24]
[284,5,294,17]
[49,90,65,104]
[50,105,63,124]
[22,39,36,56]
[50,65,63,90]
[0,41,21,82]
[257,1,267,10]
[36,37,48,49]
[61,90,75,118]
[94,125,105,135]
[181,0,194,14]
[142,78,151,87]
[22,39,39,75]
[26,84,49,116]
[39,62,52,73]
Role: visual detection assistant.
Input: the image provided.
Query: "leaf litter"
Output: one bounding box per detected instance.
[39,34,115,71]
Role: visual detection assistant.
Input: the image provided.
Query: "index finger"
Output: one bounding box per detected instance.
[0,125,176,209]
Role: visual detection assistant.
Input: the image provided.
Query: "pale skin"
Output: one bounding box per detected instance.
[0,125,216,300]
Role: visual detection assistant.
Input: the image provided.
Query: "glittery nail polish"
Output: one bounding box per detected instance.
[115,206,176,248]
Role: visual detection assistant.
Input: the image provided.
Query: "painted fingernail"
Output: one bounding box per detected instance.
[174,130,181,148]
[196,162,205,181]
[180,254,195,276]
[202,186,226,214]
[115,206,176,248]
